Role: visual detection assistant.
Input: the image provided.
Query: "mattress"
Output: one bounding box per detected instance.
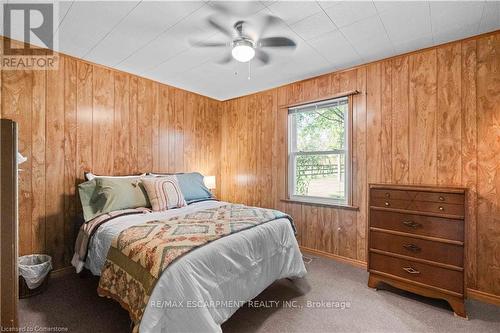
[84,200,307,332]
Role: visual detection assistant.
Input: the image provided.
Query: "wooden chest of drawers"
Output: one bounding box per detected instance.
[367,184,467,318]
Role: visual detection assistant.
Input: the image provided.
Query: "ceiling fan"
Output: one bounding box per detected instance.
[190,15,297,65]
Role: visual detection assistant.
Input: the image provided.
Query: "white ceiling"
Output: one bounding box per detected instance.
[2,1,499,100]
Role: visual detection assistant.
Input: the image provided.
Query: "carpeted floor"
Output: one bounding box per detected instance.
[19,254,500,332]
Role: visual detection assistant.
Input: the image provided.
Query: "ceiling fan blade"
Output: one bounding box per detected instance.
[190,40,228,48]
[258,37,296,48]
[217,54,233,65]
[259,15,281,38]
[209,2,231,16]
[255,50,270,65]
[207,17,233,37]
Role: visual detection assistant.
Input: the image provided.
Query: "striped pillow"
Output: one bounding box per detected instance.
[142,176,186,211]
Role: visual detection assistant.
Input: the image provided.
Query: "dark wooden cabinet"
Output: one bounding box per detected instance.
[1,119,19,328]
[367,184,467,318]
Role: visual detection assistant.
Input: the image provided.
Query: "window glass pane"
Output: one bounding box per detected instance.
[292,103,347,152]
[293,153,346,202]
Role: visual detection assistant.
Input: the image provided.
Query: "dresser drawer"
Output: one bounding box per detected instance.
[370,210,464,241]
[409,201,464,217]
[371,197,412,210]
[369,253,463,294]
[371,189,414,201]
[413,191,464,205]
[370,230,463,267]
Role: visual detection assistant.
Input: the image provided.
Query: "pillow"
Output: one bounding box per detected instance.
[95,177,150,213]
[149,172,213,204]
[78,177,150,222]
[85,172,146,181]
[78,179,99,222]
[142,176,186,211]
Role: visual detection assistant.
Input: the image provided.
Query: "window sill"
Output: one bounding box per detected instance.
[280,199,359,211]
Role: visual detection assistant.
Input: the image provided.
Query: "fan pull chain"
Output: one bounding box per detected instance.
[248,60,251,80]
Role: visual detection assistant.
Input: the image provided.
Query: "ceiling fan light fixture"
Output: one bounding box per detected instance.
[231,39,255,62]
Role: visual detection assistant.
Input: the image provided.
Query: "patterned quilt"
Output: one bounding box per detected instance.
[97,204,293,329]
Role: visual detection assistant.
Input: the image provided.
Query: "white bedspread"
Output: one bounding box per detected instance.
[83,200,307,333]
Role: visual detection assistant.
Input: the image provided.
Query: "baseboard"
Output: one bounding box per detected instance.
[300,246,367,269]
[51,266,74,278]
[467,288,500,306]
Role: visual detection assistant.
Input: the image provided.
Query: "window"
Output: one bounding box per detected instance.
[288,96,351,206]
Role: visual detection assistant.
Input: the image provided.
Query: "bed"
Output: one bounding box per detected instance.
[74,199,307,333]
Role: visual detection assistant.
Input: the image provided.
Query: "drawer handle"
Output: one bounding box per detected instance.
[438,206,444,211]
[403,244,421,252]
[439,196,445,201]
[385,192,390,198]
[402,267,420,275]
[384,201,390,207]
[402,221,421,229]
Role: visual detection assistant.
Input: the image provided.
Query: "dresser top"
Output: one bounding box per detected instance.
[369,183,466,194]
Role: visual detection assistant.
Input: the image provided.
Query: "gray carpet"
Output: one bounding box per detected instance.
[19,254,500,332]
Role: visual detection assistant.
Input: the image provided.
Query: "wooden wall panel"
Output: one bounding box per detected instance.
[246,95,257,206]
[261,92,274,209]
[46,62,65,268]
[63,58,77,264]
[391,56,409,184]
[461,39,478,289]
[193,97,205,174]
[113,72,131,175]
[173,89,186,172]
[380,61,393,181]
[183,93,196,173]
[151,83,160,173]
[209,99,221,196]
[76,62,93,184]
[366,64,384,183]
[317,74,331,98]
[136,79,154,172]
[129,76,139,174]
[409,49,437,184]
[235,98,247,204]
[158,85,171,172]
[2,70,33,256]
[219,31,500,299]
[1,47,222,269]
[31,70,46,253]
[476,34,500,295]
[437,44,462,185]
[354,67,367,262]
[92,67,114,175]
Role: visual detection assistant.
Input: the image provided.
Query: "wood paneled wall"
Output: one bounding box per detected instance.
[219,31,500,298]
[0,46,222,269]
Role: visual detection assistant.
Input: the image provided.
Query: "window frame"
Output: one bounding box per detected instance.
[286,95,353,207]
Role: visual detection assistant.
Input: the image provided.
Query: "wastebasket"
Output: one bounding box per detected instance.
[18,254,52,298]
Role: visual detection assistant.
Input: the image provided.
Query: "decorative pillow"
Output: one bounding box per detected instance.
[142,176,187,211]
[78,176,150,222]
[148,172,213,204]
